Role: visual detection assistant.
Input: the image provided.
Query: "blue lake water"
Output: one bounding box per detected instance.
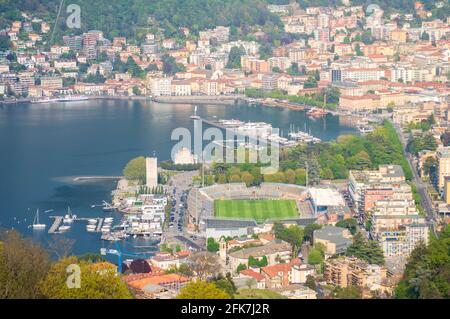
[0,99,357,256]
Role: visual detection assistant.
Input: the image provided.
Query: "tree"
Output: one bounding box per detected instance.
[248,255,268,267]
[395,224,450,299]
[335,218,358,235]
[304,223,322,242]
[307,248,323,265]
[188,252,220,280]
[130,259,151,273]
[0,230,50,298]
[241,171,254,187]
[421,31,430,41]
[47,235,75,259]
[177,281,230,299]
[245,277,257,289]
[39,257,132,299]
[226,46,245,69]
[132,86,141,96]
[0,35,11,50]
[276,225,304,257]
[123,156,146,183]
[207,237,219,252]
[162,54,185,75]
[237,263,247,273]
[214,278,236,298]
[305,275,316,290]
[346,233,385,266]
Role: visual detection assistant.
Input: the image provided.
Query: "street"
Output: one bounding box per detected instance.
[392,122,438,232]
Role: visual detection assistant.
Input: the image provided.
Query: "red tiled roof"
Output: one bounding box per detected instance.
[240,269,265,281]
[261,263,292,278]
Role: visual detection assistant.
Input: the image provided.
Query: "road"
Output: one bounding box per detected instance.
[162,170,205,250]
[392,122,437,232]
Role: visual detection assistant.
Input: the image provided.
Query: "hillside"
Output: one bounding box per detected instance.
[0,0,282,41]
[1,0,447,42]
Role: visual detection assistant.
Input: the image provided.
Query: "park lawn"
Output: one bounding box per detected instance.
[214,199,298,223]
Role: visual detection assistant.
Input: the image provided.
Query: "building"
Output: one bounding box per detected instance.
[261,73,278,91]
[324,256,389,291]
[374,224,429,258]
[173,147,197,165]
[228,240,292,272]
[348,165,406,211]
[40,76,63,89]
[437,147,450,191]
[234,269,265,289]
[146,157,158,188]
[313,225,353,257]
[151,77,172,96]
[148,251,190,270]
[261,262,293,288]
[444,177,450,205]
[291,264,315,284]
[205,218,258,240]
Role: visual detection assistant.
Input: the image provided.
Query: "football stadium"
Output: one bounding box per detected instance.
[187,183,318,238]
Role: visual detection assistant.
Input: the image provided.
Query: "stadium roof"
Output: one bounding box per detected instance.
[309,188,345,207]
[205,218,257,229]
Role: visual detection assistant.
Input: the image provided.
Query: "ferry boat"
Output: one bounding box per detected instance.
[58,95,89,102]
[32,209,46,230]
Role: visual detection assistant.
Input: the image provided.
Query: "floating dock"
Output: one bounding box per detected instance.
[48,216,63,234]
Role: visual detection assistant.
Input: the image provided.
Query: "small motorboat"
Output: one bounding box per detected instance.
[58,225,71,232]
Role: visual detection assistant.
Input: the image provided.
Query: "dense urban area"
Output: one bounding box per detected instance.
[0,0,449,300]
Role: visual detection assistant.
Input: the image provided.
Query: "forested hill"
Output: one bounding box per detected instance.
[0,0,447,40]
[0,0,282,40]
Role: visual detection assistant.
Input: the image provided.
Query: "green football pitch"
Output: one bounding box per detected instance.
[214,199,298,223]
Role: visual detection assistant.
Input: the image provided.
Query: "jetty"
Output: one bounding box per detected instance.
[96,218,104,232]
[48,216,63,234]
[73,176,122,182]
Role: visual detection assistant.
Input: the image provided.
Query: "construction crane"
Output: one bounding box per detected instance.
[100,241,149,273]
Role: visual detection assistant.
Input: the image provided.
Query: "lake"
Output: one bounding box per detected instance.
[0,99,357,256]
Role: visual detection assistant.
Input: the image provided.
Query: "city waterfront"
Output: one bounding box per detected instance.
[0,99,357,255]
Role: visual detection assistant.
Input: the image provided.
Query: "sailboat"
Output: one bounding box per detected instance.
[63,206,76,224]
[32,209,46,230]
[190,105,200,119]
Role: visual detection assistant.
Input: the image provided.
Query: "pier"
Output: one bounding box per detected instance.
[73,176,123,182]
[48,216,63,234]
[96,218,104,232]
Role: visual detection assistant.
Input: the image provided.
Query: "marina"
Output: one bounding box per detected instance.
[195,116,321,146]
